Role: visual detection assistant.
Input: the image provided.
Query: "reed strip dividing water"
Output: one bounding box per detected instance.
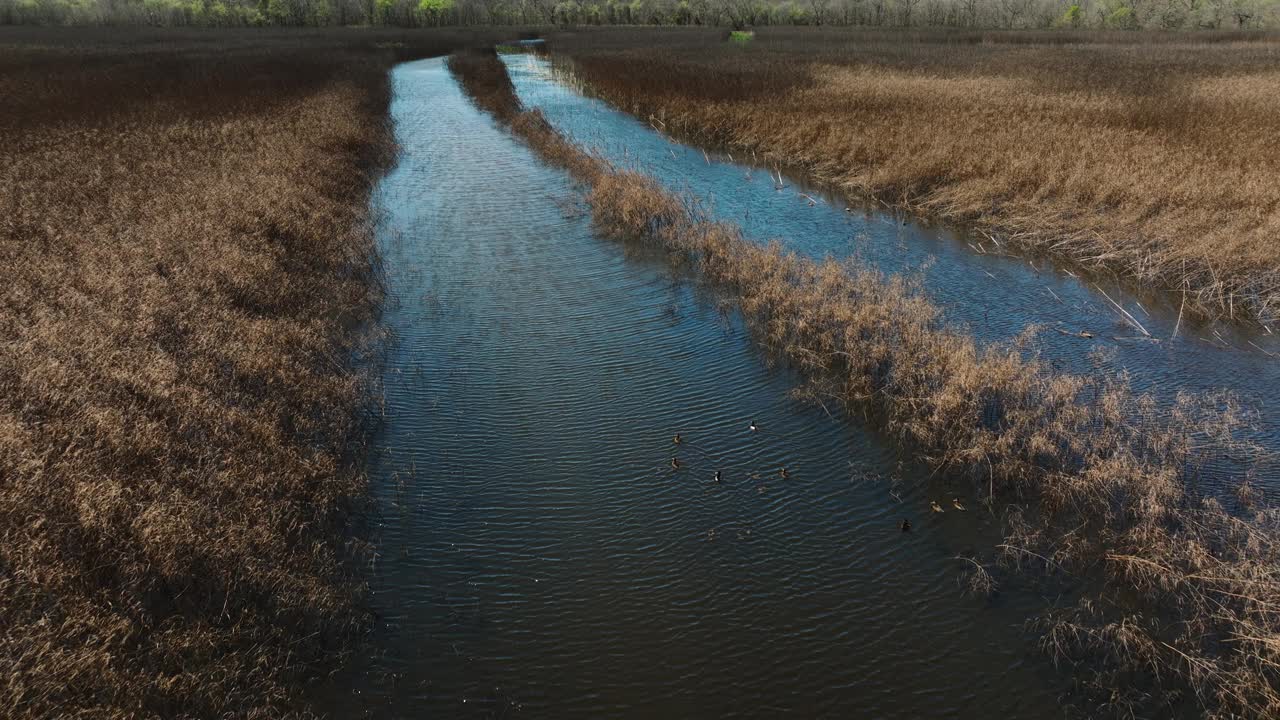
[450,48,1280,718]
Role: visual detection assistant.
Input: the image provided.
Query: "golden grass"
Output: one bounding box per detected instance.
[0,28,514,719]
[451,47,1280,717]
[544,27,1280,324]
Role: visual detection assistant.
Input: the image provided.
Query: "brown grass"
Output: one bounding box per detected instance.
[451,46,1280,718]
[542,27,1280,324]
[0,28,517,719]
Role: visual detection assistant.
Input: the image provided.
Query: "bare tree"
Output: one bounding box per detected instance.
[523,0,554,21]
[923,0,946,24]
[688,0,718,23]
[1232,0,1255,25]
[869,0,886,23]
[837,0,863,23]
[997,0,1032,25]
[725,0,756,26]
[901,0,924,23]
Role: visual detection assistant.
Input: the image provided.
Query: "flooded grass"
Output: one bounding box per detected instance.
[451,47,1280,718]
[545,27,1280,325]
[0,28,516,719]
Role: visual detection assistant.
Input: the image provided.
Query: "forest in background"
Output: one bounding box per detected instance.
[2,0,1276,32]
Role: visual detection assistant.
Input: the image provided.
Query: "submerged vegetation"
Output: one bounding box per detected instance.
[0,28,512,719]
[450,47,1280,718]
[549,28,1280,324]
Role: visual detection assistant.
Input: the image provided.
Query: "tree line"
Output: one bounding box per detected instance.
[2,0,1274,37]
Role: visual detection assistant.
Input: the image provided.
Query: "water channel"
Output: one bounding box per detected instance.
[315,54,1277,718]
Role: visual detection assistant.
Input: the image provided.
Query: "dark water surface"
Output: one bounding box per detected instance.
[313,57,1078,718]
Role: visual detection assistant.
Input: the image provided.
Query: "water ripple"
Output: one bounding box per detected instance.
[312,57,1069,720]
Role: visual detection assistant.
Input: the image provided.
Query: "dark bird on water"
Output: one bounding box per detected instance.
[779,467,789,479]
[673,433,682,445]
[930,501,944,513]
[952,497,966,511]
[671,458,681,470]
[900,519,911,532]
[714,470,722,483]
[749,420,759,432]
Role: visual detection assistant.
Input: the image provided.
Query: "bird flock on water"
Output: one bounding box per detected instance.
[669,419,966,534]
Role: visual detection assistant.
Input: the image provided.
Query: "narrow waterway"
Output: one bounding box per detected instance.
[506,52,1280,488]
[313,57,1077,718]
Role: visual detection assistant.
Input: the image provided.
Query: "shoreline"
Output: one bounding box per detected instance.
[0,30,513,719]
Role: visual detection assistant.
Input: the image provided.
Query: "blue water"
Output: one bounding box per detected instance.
[507,52,1280,485]
[312,57,1074,719]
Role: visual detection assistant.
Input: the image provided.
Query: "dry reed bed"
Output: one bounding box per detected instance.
[0,30,514,719]
[544,28,1280,325]
[451,48,1280,718]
